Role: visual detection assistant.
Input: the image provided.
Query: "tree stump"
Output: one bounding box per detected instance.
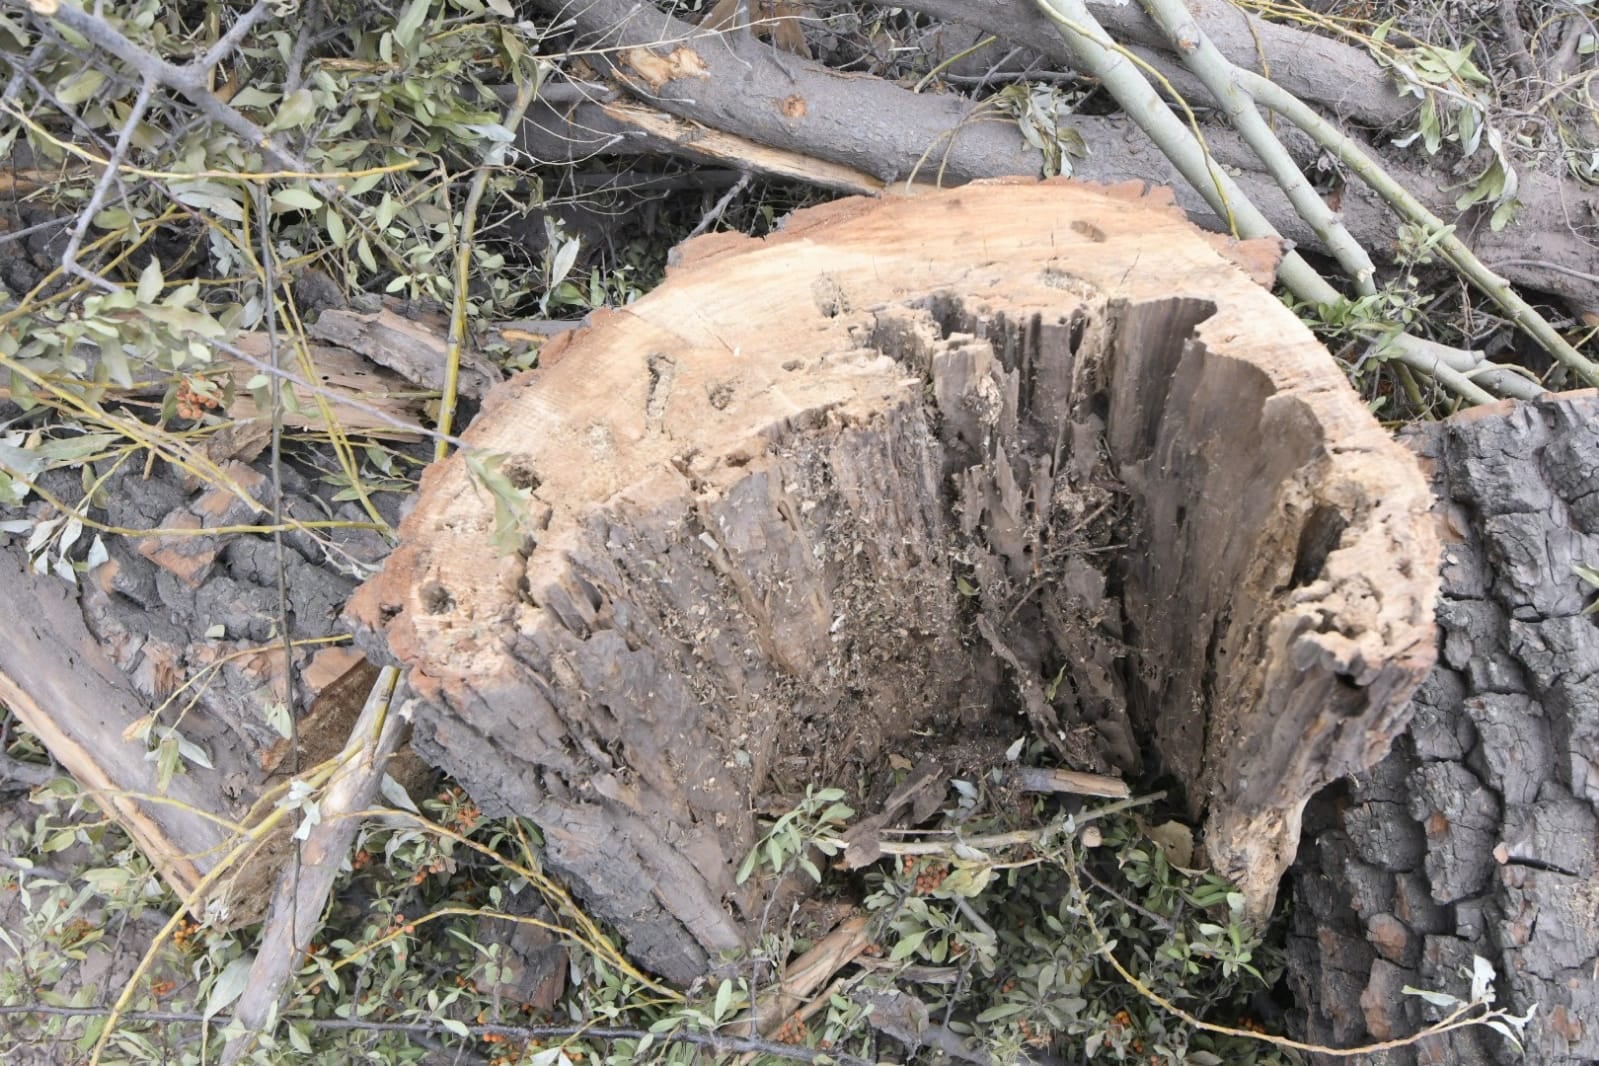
[348,179,1440,982]
[1289,391,1599,1065]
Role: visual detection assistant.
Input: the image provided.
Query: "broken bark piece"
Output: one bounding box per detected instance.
[310,305,500,401]
[836,759,948,870]
[1010,767,1131,799]
[732,914,870,1038]
[349,178,1437,980]
[228,332,432,436]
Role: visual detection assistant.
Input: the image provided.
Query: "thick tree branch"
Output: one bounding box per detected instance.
[221,667,404,1064]
[531,0,1599,310]
[882,0,1420,130]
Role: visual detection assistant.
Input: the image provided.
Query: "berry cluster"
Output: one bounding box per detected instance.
[899,854,950,894]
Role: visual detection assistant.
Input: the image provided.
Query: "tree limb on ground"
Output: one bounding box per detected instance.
[887,0,1421,130]
[531,0,1599,318]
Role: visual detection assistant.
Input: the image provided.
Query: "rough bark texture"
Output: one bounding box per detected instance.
[1289,391,1599,1065]
[0,411,407,919]
[521,0,1599,313]
[0,551,229,896]
[348,179,1438,982]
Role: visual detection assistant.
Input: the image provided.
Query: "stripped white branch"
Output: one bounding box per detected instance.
[1030,0,1534,404]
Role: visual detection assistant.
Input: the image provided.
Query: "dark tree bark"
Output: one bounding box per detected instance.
[0,323,427,923]
[1289,391,1599,1065]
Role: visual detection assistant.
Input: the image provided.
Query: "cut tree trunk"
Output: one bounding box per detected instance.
[347,178,1439,983]
[1288,390,1599,1065]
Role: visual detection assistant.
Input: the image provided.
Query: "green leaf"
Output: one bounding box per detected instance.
[820,803,854,825]
[176,734,213,769]
[170,182,245,223]
[204,955,256,1021]
[326,207,348,247]
[231,86,281,111]
[548,237,581,291]
[888,929,927,961]
[93,207,133,230]
[1485,1019,1525,1051]
[99,344,133,390]
[347,171,385,197]
[394,0,431,50]
[440,1017,470,1037]
[267,88,316,132]
[136,259,163,305]
[140,305,226,338]
[155,734,180,792]
[940,864,994,898]
[713,978,733,1021]
[272,186,323,212]
[56,68,106,106]
[975,1002,1027,1023]
[43,828,78,853]
[1489,198,1519,232]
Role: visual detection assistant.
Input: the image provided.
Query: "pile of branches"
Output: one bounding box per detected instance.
[2,0,1597,422]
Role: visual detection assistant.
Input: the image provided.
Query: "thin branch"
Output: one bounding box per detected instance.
[221,668,404,1064]
[1235,67,1599,388]
[1056,839,1534,1057]
[1138,0,1376,294]
[34,1,308,177]
[437,77,541,460]
[1030,0,1543,404]
[686,170,753,239]
[57,77,155,285]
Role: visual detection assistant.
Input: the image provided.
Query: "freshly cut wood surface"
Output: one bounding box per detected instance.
[350,179,1438,979]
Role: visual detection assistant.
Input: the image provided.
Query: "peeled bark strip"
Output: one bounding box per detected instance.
[1290,392,1599,1065]
[349,179,1438,979]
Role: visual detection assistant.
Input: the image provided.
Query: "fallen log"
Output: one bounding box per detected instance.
[0,315,431,922]
[348,178,1439,981]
